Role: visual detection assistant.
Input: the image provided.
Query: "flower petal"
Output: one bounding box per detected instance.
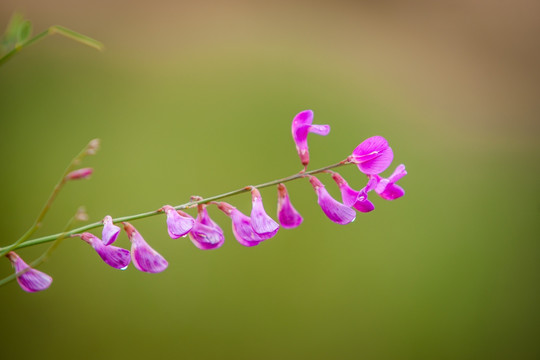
[291,110,330,167]
[162,205,195,239]
[331,172,360,207]
[7,252,52,293]
[77,232,131,270]
[189,205,225,250]
[250,188,279,238]
[309,177,356,225]
[352,136,394,175]
[102,215,121,246]
[123,222,168,273]
[277,183,303,229]
[217,202,266,247]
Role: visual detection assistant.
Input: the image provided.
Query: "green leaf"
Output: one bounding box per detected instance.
[16,20,32,45]
[50,25,104,51]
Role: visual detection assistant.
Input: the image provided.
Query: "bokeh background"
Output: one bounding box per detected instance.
[1,1,539,359]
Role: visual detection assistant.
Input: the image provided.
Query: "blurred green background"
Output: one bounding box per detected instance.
[1,1,539,359]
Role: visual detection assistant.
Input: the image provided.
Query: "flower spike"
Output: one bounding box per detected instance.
[217,202,267,247]
[250,188,279,238]
[277,183,303,229]
[372,164,407,200]
[309,176,356,225]
[349,136,393,175]
[6,252,53,293]
[102,215,121,246]
[189,204,225,250]
[123,222,168,273]
[74,232,131,270]
[291,110,330,167]
[161,205,195,239]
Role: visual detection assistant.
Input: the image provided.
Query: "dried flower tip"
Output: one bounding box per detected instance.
[102,215,121,246]
[74,232,130,270]
[161,205,195,239]
[86,138,100,155]
[123,222,168,273]
[277,183,303,229]
[250,188,279,238]
[75,206,89,221]
[66,168,93,180]
[7,252,52,293]
[309,176,356,225]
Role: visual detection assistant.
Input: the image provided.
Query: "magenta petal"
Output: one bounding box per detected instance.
[352,136,394,175]
[331,173,360,207]
[102,215,121,246]
[277,183,303,229]
[310,177,356,225]
[308,124,330,136]
[373,164,406,200]
[8,252,52,293]
[250,188,279,238]
[291,110,330,166]
[218,202,265,247]
[353,198,375,213]
[189,205,224,250]
[123,222,168,273]
[162,205,195,239]
[379,183,405,200]
[78,232,131,269]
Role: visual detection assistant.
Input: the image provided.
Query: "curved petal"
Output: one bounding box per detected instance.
[123,222,168,273]
[331,172,360,207]
[277,183,303,229]
[7,252,52,293]
[379,183,405,200]
[250,188,279,238]
[310,176,356,225]
[77,232,131,270]
[352,136,394,175]
[189,205,225,250]
[162,205,194,239]
[102,215,121,246]
[308,124,330,136]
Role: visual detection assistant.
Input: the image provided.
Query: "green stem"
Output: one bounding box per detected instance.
[0,25,103,67]
[0,142,94,258]
[3,160,353,252]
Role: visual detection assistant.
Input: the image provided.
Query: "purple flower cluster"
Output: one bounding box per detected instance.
[7,109,406,292]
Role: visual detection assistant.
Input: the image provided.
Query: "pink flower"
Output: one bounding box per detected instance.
[65,167,93,180]
[161,205,195,239]
[217,202,267,247]
[189,204,225,250]
[7,251,52,293]
[250,188,279,238]
[331,172,376,213]
[291,110,330,167]
[349,136,393,175]
[309,176,356,225]
[277,183,303,229]
[102,215,121,246]
[74,232,130,270]
[123,222,168,273]
[372,164,407,200]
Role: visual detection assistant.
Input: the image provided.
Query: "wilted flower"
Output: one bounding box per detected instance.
[189,204,225,250]
[161,205,195,239]
[123,222,168,273]
[102,215,121,246]
[73,232,130,270]
[372,164,407,200]
[277,183,303,229]
[349,136,393,175]
[217,202,267,247]
[331,172,376,213]
[65,167,93,180]
[250,188,279,238]
[6,251,52,293]
[291,110,330,167]
[309,176,356,225]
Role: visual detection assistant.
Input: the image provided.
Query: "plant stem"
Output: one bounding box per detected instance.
[2,160,353,252]
[0,142,93,258]
[0,25,103,67]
